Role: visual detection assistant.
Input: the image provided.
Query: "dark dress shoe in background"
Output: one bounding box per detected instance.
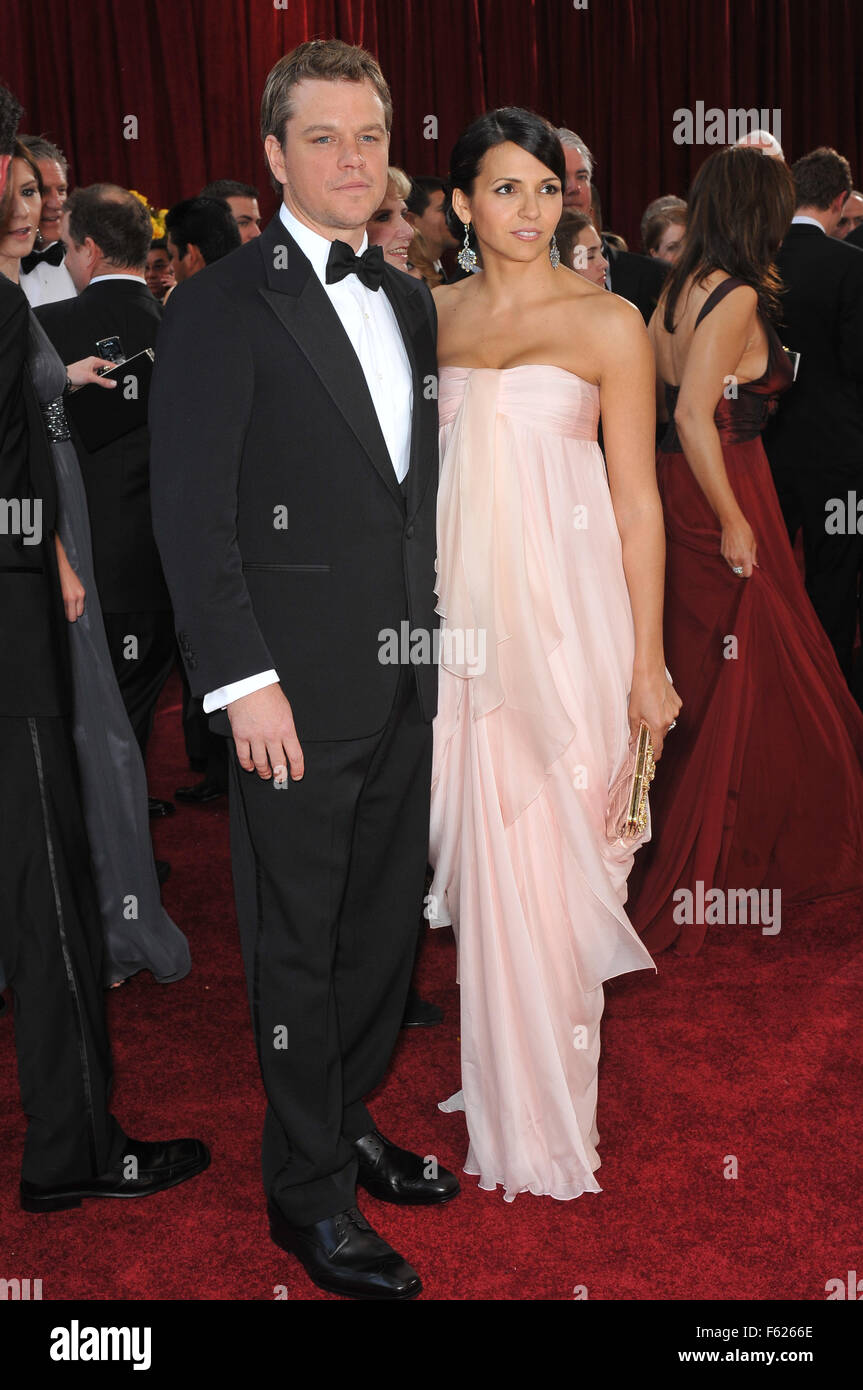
[268,1201,421,1300]
[354,1129,460,1206]
[174,780,226,804]
[148,796,175,819]
[20,1136,210,1212]
[401,987,443,1028]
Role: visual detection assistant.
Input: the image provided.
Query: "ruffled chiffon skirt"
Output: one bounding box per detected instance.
[429,366,654,1201]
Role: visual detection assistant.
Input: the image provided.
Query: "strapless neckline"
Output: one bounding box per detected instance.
[440,363,599,392]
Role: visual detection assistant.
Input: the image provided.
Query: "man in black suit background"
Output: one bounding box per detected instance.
[556,125,667,323]
[37,186,175,807]
[164,194,241,285]
[404,174,460,281]
[149,39,458,1301]
[764,147,863,701]
[0,82,207,1212]
[17,134,77,308]
[159,194,241,805]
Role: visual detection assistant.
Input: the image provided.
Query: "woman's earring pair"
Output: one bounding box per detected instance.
[457,222,561,271]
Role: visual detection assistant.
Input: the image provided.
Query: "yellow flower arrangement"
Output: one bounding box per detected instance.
[128,189,169,240]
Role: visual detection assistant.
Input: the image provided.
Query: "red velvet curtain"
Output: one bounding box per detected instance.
[1,0,861,247]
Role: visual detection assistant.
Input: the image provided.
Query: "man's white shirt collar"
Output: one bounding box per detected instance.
[279,202,369,284]
[791,215,825,232]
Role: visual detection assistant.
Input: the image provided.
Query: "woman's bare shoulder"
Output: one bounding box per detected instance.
[431,277,475,305]
[570,283,650,347]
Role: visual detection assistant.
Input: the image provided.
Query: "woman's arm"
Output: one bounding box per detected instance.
[599,298,681,757]
[65,356,119,390]
[671,285,760,576]
[54,533,85,622]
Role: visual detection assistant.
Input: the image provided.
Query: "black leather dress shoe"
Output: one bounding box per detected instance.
[401,987,443,1028]
[20,1137,210,1213]
[148,797,175,819]
[268,1201,421,1300]
[174,780,226,804]
[354,1129,460,1206]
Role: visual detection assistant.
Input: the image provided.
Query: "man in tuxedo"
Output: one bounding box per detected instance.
[164,195,241,283]
[0,82,208,1211]
[555,126,667,322]
[145,237,175,303]
[601,237,668,323]
[404,175,459,280]
[764,147,863,699]
[161,195,241,804]
[37,186,176,810]
[18,135,77,307]
[200,179,263,243]
[150,39,458,1301]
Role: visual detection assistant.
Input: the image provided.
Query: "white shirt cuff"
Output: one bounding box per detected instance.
[203,669,279,713]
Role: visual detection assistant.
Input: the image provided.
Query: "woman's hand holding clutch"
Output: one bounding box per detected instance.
[628,668,682,761]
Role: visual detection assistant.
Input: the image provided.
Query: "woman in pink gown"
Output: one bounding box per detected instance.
[428,109,680,1202]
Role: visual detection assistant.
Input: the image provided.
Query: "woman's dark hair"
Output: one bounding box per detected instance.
[662,146,794,332]
[0,140,43,233]
[446,106,566,259]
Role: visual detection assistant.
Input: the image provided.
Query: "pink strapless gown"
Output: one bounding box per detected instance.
[428,365,655,1202]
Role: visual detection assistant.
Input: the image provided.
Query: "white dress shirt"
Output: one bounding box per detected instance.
[20,245,77,307]
[791,215,826,232]
[203,202,414,714]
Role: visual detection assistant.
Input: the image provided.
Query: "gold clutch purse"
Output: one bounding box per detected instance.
[606,721,656,841]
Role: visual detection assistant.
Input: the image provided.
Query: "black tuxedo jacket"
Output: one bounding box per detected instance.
[603,242,669,324]
[36,278,170,612]
[148,214,440,742]
[0,275,69,716]
[764,224,863,479]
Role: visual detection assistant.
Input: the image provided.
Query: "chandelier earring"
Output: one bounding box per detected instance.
[457,221,479,274]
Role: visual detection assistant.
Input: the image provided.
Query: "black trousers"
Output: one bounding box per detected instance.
[0,716,125,1186]
[102,610,176,758]
[228,666,433,1226]
[179,661,228,789]
[772,463,863,691]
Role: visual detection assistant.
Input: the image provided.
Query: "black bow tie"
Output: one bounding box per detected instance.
[21,241,66,275]
[325,239,385,291]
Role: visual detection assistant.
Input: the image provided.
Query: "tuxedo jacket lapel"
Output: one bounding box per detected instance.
[257,217,404,510]
[380,270,436,522]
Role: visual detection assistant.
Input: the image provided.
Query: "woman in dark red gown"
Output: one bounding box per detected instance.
[628,147,863,953]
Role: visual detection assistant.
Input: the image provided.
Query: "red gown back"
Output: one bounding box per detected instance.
[628,276,863,952]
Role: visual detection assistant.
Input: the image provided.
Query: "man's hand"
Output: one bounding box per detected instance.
[226,684,304,782]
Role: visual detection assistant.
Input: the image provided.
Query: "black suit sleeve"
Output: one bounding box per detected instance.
[148,275,275,698]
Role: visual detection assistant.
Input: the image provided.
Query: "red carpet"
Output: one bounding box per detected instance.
[1,669,861,1301]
